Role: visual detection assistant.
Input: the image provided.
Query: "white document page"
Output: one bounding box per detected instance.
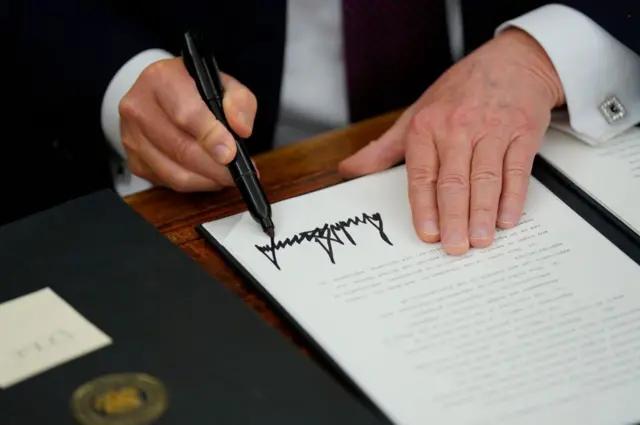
[0,288,112,389]
[201,166,640,425]
[539,127,640,235]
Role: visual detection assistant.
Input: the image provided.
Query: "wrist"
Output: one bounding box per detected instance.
[499,28,566,108]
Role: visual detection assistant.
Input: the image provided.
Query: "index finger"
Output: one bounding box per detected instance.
[406,117,441,244]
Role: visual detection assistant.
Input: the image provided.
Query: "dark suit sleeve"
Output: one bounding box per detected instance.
[0,0,164,220]
[10,0,161,119]
[557,1,640,55]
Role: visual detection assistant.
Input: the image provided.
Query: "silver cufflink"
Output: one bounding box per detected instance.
[600,96,626,124]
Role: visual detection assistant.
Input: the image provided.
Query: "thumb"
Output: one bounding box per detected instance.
[338,106,416,179]
[221,73,258,139]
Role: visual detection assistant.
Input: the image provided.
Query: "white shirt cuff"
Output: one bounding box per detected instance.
[100,49,175,158]
[496,4,640,146]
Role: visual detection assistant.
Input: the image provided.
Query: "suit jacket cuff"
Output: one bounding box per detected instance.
[496,4,640,146]
[101,49,175,159]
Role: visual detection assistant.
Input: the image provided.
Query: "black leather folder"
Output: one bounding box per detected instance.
[531,155,640,265]
[0,189,389,425]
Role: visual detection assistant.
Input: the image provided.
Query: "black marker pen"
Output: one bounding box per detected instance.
[182,31,274,238]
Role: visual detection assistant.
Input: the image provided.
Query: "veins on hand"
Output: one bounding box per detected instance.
[255,212,393,271]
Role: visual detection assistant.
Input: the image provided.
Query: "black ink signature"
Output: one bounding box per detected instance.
[255,212,393,270]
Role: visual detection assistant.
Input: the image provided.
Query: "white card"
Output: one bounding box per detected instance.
[0,288,112,388]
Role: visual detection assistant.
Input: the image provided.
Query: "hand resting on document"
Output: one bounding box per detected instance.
[340,28,565,256]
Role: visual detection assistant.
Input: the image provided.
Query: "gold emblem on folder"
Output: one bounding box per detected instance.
[70,373,167,425]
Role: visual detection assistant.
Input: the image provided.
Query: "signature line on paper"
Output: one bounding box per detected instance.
[254,212,393,270]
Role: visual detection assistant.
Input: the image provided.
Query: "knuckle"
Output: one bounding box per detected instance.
[443,211,467,223]
[174,102,202,129]
[167,170,192,193]
[141,60,167,81]
[471,203,493,214]
[501,188,524,204]
[121,134,135,151]
[409,108,436,137]
[470,168,501,185]
[437,173,469,194]
[172,138,196,165]
[483,111,504,129]
[447,105,473,128]
[504,163,530,179]
[408,165,438,191]
[118,96,139,120]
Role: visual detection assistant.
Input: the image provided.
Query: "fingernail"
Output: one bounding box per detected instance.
[444,229,467,247]
[498,211,516,226]
[422,220,439,236]
[212,144,231,163]
[470,226,490,240]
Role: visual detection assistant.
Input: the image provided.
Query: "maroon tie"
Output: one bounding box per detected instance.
[342,0,452,122]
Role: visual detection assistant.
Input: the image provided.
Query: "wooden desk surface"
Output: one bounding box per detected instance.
[124,111,401,348]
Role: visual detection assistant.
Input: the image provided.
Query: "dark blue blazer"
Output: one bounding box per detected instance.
[1,0,637,223]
